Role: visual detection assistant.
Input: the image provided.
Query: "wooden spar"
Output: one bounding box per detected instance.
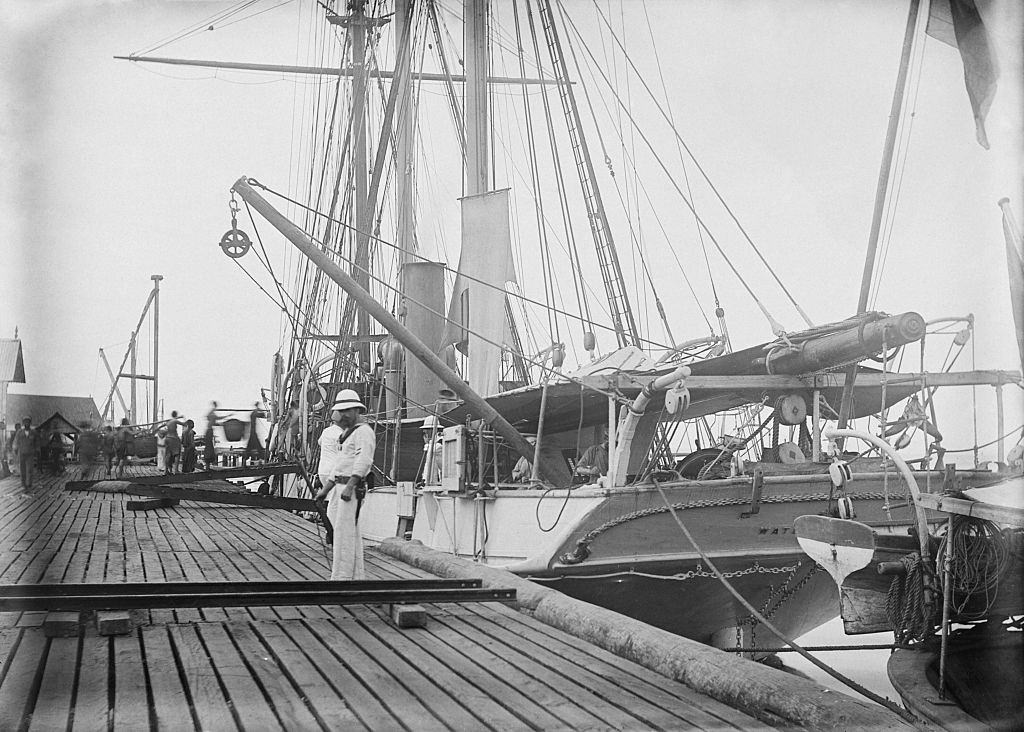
[857,0,922,314]
[762,312,925,374]
[838,0,922,439]
[102,284,158,423]
[112,55,563,86]
[98,348,129,420]
[151,274,162,426]
[231,177,558,483]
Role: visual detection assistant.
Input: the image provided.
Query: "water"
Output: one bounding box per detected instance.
[790,618,900,707]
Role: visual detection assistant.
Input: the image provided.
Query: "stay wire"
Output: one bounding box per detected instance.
[557,7,789,335]
[133,0,265,56]
[251,180,673,350]
[236,195,634,406]
[564,41,713,333]
[641,0,720,319]
[577,0,813,330]
[561,0,674,344]
[870,10,927,310]
[514,0,558,342]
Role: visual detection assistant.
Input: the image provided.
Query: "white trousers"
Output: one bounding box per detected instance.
[321,475,365,580]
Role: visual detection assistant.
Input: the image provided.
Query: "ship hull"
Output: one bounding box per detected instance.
[361,467,1001,647]
[528,552,838,647]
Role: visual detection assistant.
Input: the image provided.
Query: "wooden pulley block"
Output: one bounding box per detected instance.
[664,385,690,417]
[777,441,805,464]
[775,393,807,425]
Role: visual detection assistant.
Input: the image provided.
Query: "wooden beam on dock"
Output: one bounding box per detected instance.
[117,483,321,512]
[66,462,302,492]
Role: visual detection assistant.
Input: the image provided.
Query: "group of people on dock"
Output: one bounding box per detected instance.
[1,416,135,489]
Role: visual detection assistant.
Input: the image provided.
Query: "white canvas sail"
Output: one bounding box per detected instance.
[443,189,517,396]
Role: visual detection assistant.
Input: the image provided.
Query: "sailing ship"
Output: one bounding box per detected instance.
[123,0,1022,654]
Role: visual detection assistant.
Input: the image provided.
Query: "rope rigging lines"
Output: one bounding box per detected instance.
[564,0,815,334]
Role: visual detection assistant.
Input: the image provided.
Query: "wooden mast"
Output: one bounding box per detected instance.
[836,0,922,439]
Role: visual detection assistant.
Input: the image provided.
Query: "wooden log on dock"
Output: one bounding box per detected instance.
[376,538,914,731]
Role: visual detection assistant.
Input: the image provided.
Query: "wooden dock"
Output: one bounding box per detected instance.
[0,467,760,730]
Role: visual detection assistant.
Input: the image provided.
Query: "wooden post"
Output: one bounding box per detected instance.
[151,275,162,424]
[607,395,617,482]
[812,388,821,461]
[130,332,137,424]
[996,384,1005,464]
[938,513,954,699]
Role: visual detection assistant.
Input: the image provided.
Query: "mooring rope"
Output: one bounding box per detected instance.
[652,479,920,724]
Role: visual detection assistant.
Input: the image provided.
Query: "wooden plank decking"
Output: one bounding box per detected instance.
[0,466,759,730]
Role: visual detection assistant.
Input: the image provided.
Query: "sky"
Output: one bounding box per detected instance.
[1,0,1022,461]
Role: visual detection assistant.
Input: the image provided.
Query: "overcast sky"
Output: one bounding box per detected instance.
[1,0,1021,456]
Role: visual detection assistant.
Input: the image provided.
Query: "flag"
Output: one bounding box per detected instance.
[999,198,1024,372]
[926,0,998,148]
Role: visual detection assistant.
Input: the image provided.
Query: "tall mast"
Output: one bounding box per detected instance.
[396,0,415,273]
[151,274,162,424]
[328,2,385,371]
[837,0,921,434]
[465,0,489,195]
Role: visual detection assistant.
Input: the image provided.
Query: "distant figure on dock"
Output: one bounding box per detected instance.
[203,402,218,468]
[113,418,134,479]
[163,411,187,474]
[575,430,609,483]
[101,426,115,478]
[43,431,65,475]
[181,419,197,473]
[0,420,9,479]
[14,417,36,490]
[76,423,100,480]
[156,428,167,473]
[315,390,374,580]
[244,403,265,465]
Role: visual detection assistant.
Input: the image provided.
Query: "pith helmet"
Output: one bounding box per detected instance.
[421,415,439,430]
[331,389,366,413]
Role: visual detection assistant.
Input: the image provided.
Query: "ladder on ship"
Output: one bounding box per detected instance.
[538,0,640,350]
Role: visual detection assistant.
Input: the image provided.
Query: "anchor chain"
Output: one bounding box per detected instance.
[740,559,823,649]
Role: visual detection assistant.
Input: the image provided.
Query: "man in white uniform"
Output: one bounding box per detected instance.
[315,390,375,580]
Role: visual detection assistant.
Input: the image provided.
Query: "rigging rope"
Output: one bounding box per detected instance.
[563,4,674,345]
[937,516,1011,620]
[236,186,638,409]
[252,180,674,350]
[641,0,720,338]
[651,480,921,724]
[556,6,791,337]
[573,0,814,331]
[869,6,928,311]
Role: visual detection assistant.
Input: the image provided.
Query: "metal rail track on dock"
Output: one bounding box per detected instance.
[0,579,517,612]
